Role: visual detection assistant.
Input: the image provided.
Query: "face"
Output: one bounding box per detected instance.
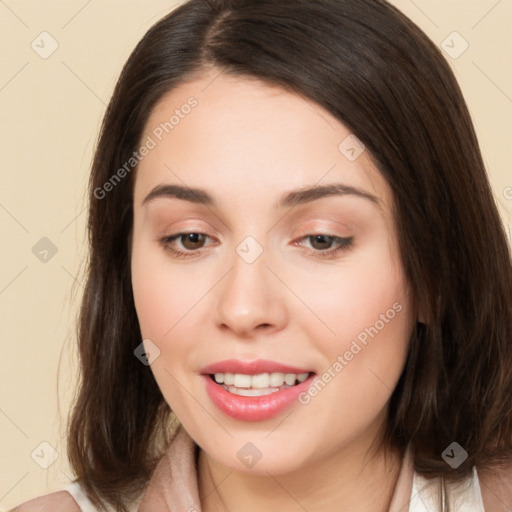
[131,69,416,475]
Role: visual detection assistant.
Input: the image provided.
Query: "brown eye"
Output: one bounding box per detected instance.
[158,232,216,259]
[180,233,207,250]
[295,234,354,259]
[308,234,336,250]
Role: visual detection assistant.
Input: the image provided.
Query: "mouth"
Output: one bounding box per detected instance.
[208,371,315,397]
[202,367,317,421]
[200,359,317,420]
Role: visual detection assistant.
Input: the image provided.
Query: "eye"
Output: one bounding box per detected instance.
[295,234,353,258]
[157,232,353,260]
[158,232,215,259]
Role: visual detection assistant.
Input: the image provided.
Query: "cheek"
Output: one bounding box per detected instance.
[131,234,183,339]
[294,234,413,404]
[131,240,197,410]
[131,216,219,339]
[293,238,410,347]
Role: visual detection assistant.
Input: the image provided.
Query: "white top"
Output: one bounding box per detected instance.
[60,467,485,512]
[61,483,142,512]
[409,466,485,511]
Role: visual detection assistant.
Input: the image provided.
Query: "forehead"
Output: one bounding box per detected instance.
[134,70,393,211]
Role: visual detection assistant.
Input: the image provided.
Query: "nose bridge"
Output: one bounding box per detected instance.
[214,235,286,336]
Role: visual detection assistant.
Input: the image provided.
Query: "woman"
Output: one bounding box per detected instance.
[11,0,512,511]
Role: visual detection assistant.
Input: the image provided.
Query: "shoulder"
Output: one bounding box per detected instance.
[8,490,80,512]
[478,460,512,512]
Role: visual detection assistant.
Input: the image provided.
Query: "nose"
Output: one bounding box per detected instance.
[214,246,288,338]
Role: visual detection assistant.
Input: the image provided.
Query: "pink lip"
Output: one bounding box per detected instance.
[200,359,313,376]
[202,373,316,421]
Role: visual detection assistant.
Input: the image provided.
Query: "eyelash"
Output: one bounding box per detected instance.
[157,232,354,260]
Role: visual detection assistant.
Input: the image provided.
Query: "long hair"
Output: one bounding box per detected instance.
[67,1,512,510]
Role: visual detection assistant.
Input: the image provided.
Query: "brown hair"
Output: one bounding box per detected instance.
[67,0,512,510]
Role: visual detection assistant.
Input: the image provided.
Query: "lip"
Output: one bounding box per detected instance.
[203,374,316,421]
[200,359,313,376]
[201,361,317,422]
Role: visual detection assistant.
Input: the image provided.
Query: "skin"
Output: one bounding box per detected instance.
[131,68,419,512]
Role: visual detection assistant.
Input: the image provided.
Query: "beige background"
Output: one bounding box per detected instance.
[0,0,510,509]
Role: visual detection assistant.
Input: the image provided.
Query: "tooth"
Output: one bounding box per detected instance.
[269,372,285,387]
[214,371,310,388]
[251,373,270,388]
[233,374,252,388]
[225,385,281,396]
[284,373,296,385]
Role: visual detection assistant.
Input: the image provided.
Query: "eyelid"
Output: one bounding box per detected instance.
[159,231,217,247]
[158,230,354,261]
[293,219,354,235]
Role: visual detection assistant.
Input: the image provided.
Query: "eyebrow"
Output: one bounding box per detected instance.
[142,183,380,209]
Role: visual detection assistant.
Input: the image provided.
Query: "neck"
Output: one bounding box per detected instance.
[197,431,403,512]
